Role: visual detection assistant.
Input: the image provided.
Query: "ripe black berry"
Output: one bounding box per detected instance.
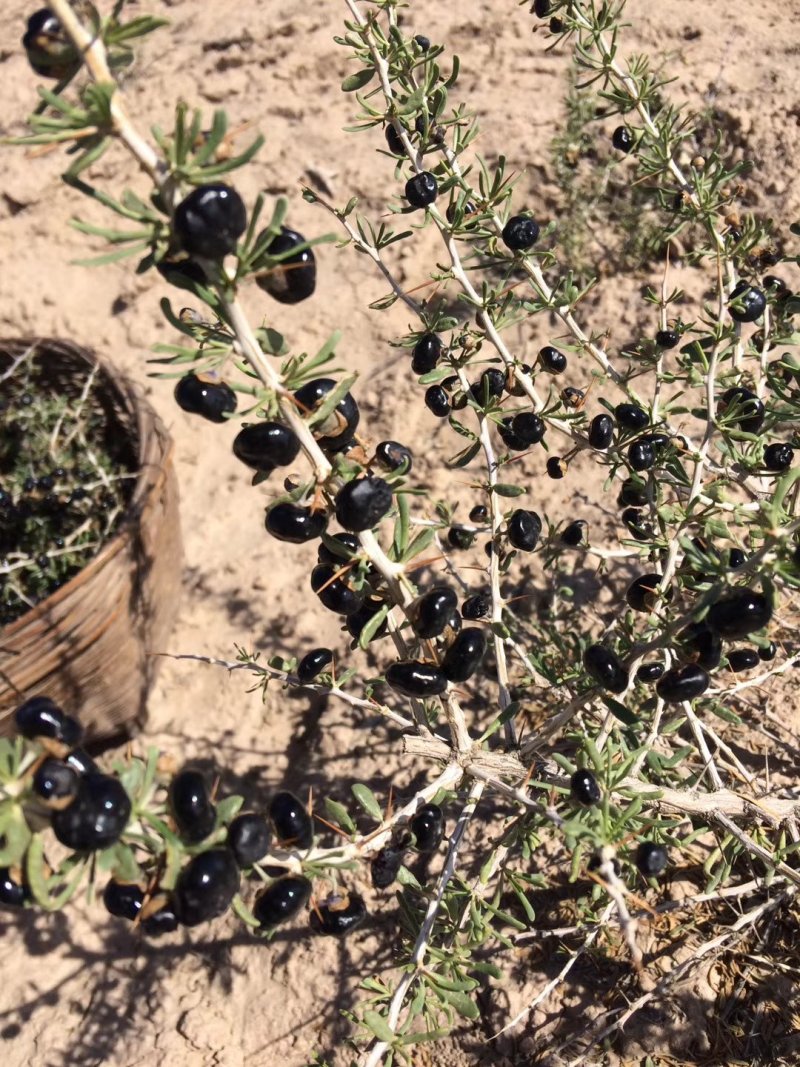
[268,791,313,850]
[533,0,550,15]
[539,346,567,374]
[588,413,614,449]
[385,123,404,155]
[311,564,364,615]
[22,9,75,79]
[174,848,240,927]
[498,418,526,452]
[375,440,413,473]
[511,412,546,446]
[469,369,505,404]
[447,526,474,550]
[228,813,271,868]
[32,758,79,808]
[728,548,747,569]
[335,476,393,532]
[424,385,450,417]
[346,598,389,642]
[441,628,486,683]
[546,456,566,479]
[297,647,333,683]
[294,378,360,452]
[405,171,438,209]
[656,663,710,703]
[169,770,216,843]
[612,126,633,152]
[728,281,766,323]
[461,593,490,620]
[507,509,542,552]
[233,422,300,471]
[636,661,665,683]
[66,749,98,777]
[626,574,670,612]
[680,622,722,670]
[14,696,82,749]
[253,875,312,928]
[310,892,367,936]
[51,773,131,851]
[470,504,488,523]
[615,403,649,431]
[371,846,404,888]
[561,520,586,547]
[410,804,444,852]
[706,590,772,638]
[173,183,247,259]
[618,478,649,507]
[759,641,777,662]
[655,329,680,349]
[727,648,759,672]
[583,645,628,694]
[570,769,601,806]
[412,333,442,375]
[386,660,448,697]
[255,227,316,304]
[720,387,765,435]
[265,503,327,544]
[174,374,236,423]
[635,841,668,878]
[414,34,431,51]
[628,439,655,472]
[103,880,144,921]
[0,869,27,909]
[410,586,458,639]
[502,215,540,251]
[141,900,179,936]
[764,442,793,471]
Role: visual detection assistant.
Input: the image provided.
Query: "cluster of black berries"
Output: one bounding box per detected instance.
[569,769,668,879]
[371,803,445,888]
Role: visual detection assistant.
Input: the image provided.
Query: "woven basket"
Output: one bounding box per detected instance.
[0,339,182,741]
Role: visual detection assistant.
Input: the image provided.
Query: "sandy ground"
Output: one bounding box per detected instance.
[1,1,800,1064]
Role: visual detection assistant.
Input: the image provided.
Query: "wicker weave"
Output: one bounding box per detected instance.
[0,339,182,741]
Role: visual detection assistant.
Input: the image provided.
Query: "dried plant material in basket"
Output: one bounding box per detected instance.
[0,338,182,741]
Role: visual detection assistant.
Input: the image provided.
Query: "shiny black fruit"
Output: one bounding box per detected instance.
[228,813,271,868]
[346,598,389,642]
[233,422,300,471]
[507,509,541,551]
[335,476,393,532]
[425,385,450,417]
[728,548,747,569]
[385,123,404,154]
[14,696,82,748]
[412,333,442,374]
[255,226,316,304]
[294,377,360,452]
[511,412,546,446]
[371,846,404,888]
[174,183,247,259]
[498,418,526,451]
[720,387,765,435]
[626,574,670,612]
[680,623,722,670]
[441,628,486,682]
[546,456,566,479]
[52,773,131,851]
[561,520,586,547]
[174,848,240,926]
[169,769,217,843]
[539,346,567,374]
[22,9,76,79]
[142,900,179,936]
[254,875,312,927]
[410,585,458,639]
[618,478,649,507]
[386,660,448,697]
[0,869,27,908]
[33,758,79,808]
[615,403,649,431]
[656,663,710,703]
[636,661,664,683]
[706,590,772,638]
[764,443,793,471]
[635,841,668,878]
[502,215,540,251]
[570,769,601,806]
[405,171,438,208]
[265,503,327,544]
[612,126,633,152]
[297,647,333,683]
[103,880,144,921]
[628,439,655,472]
[588,413,614,449]
[268,791,313,850]
[583,645,628,694]
[727,648,759,672]
[728,282,766,323]
[317,533,359,565]
[447,526,474,550]
[174,373,237,423]
[655,329,680,349]
[65,749,98,777]
[310,892,367,936]
[311,564,363,616]
[759,641,777,662]
[375,440,413,472]
[410,803,444,851]
[462,593,490,620]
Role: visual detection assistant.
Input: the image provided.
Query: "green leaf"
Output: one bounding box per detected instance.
[342,69,375,92]
[351,783,383,821]
[232,893,261,928]
[217,795,244,825]
[438,988,479,1020]
[304,374,358,430]
[362,1010,396,1044]
[601,695,639,726]
[359,603,390,650]
[493,483,527,497]
[398,1030,452,1046]
[323,797,357,835]
[0,802,31,867]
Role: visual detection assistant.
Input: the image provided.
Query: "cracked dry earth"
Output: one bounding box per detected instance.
[1,1,800,1065]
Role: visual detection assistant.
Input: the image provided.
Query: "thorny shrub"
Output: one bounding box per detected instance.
[2,0,800,1063]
